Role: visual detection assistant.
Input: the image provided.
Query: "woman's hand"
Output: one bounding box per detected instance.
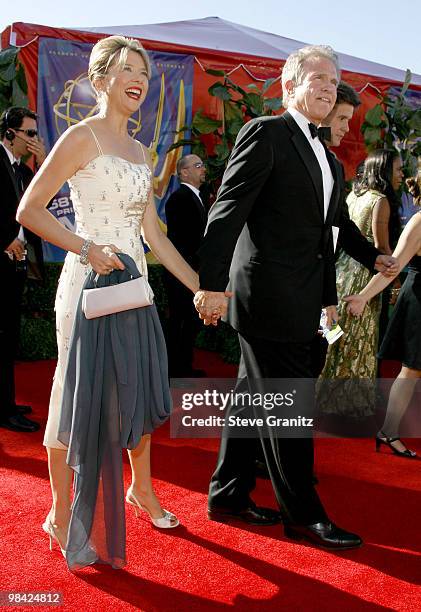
[343,294,367,317]
[87,243,125,275]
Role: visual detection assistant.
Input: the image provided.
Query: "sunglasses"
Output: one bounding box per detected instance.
[185,162,205,169]
[14,128,38,138]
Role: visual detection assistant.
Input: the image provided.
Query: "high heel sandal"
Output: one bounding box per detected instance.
[375,433,417,458]
[126,490,179,528]
[42,518,67,557]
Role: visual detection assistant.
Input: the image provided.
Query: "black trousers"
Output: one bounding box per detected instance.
[0,256,25,418]
[209,332,328,525]
[166,277,199,377]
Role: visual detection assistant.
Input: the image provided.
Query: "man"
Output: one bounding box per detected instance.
[310,81,398,375]
[165,154,207,377]
[255,81,398,479]
[195,46,364,549]
[0,106,45,432]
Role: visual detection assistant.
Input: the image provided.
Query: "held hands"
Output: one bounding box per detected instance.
[87,243,125,275]
[374,255,399,277]
[343,294,367,317]
[194,290,233,326]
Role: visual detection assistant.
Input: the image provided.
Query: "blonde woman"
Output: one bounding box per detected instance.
[345,168,421,458]
[17,36,199,569]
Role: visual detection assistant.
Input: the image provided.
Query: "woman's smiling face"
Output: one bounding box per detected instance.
[99,49,150,114]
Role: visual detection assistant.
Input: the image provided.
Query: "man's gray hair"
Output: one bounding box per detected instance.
[281,45,340,108]
[176,154,193,177]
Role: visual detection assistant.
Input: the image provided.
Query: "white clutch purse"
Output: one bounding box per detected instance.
[82,276,154,319]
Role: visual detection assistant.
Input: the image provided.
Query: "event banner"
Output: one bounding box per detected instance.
[37,37,193,262]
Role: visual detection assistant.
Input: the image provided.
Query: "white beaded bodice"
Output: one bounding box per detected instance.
[68,154,152,273]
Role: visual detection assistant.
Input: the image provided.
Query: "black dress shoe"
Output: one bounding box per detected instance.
[0,413,40,433]
[15,404,32,415]
[208,504,282,526]
[284,521,362,549]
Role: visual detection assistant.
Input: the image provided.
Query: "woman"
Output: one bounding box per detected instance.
[17,36,199,569]
[318,149,403,417]
[346,167,421,457]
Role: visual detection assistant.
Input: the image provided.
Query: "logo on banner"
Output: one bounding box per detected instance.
[37,38,194,262]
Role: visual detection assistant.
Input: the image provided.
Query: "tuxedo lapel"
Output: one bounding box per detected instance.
[0,145,20,200]
[282,112,324,219]
[323,148,340,228]
[181,184,207,225]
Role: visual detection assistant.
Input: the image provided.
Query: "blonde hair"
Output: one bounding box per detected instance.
[88,35,151,106]
[281,45,340,108]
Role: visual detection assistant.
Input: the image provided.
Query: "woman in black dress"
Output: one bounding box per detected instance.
[345,169,421,458]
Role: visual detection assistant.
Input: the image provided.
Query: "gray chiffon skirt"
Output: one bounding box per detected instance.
[57,254,171,570]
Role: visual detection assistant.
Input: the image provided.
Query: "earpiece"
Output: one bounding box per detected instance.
[3,109,15,142]
[5,128,15,142]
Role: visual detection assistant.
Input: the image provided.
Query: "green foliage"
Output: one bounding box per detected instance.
[196,322,240,364]
[0,46,28,113]
[361,69,421,175]
[168,70,282,198]
[18,263,62,360]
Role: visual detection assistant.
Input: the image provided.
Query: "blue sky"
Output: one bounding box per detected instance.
[1,0,420,75]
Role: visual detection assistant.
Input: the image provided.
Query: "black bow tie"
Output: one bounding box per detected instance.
[308,123,331,142]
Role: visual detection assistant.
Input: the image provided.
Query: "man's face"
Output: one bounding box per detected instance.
[181,155,206,189]
[287,56,338,124]
[323,102,354,147]
[9,116,38,158]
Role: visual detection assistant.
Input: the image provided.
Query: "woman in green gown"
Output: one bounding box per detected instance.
[318,149,403,417]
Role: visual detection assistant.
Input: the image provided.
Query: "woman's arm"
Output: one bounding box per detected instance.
[345,213,421,314]
[372,196,392,254]
[17,124,124,274]
[141,150,199,293]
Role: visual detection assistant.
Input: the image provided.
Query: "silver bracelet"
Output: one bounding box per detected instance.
[79,239,93,265]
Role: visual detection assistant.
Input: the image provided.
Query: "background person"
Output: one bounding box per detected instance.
[165,154,207,377]
[345,167,421,458]
[318,149,403,417]
[0,106,45,433]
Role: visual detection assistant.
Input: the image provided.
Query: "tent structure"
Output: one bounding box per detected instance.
[2,16,420,179]
[82,16,421,87]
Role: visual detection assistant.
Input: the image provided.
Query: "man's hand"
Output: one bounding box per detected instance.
[27,137,47,166]
[5,238,25,260]
[194,290,233,326]
[374,255,399,278]
[323,305,338,329]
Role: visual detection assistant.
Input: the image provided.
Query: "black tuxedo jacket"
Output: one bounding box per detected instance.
[0,145,43,275]
[199,112,344,343]
[165,183,207,271]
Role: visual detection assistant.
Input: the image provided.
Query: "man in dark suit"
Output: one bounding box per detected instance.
[194,46,365,549]
[0,106,45,432]
[310,81,398,375]
[165,154,207,377]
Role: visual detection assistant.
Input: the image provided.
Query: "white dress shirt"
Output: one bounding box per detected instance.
[287,108,334,221]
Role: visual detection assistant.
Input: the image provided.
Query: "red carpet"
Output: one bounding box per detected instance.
[1,352,420,611]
